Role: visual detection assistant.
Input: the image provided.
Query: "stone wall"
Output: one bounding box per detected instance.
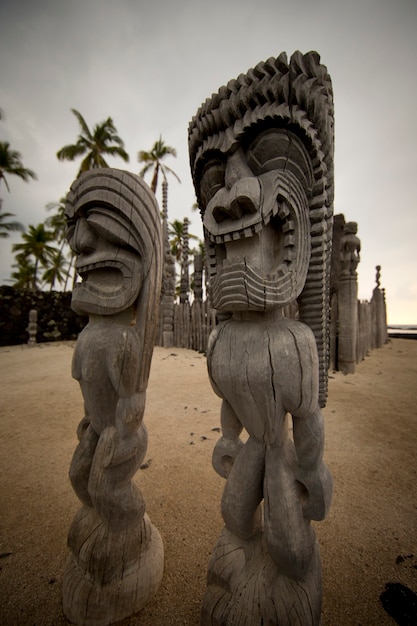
[0,286,87,347]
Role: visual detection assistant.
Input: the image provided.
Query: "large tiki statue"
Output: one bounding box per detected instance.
[188,51,334,624]
[62,169,164,625]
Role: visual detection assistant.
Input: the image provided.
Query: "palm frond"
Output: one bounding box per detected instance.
[139,162,152,177]
[161,164,181,184]
[0,141,37,188]
[71,108,93,141]
[138,150,152,163]
[103,145,129,161]
[56,143,86,161]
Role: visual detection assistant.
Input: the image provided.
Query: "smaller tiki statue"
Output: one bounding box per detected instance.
[188,51,334,624]
[338,221,361,373]
[62,169,164,626]
[340,221,361,277]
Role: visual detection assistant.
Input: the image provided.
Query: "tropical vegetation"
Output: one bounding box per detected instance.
[169,219,199,261]
[11,223,59,291]
[56,109,129,176]
[0,141,37,193]
[0,139,36,239]
[138,136,180,194]
[0,208,24,238]
[45,198,76,290]
[5,117,204,296]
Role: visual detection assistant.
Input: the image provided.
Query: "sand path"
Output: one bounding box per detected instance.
[1,339,416,625]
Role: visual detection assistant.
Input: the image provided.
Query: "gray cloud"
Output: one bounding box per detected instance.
[1,0,416,322]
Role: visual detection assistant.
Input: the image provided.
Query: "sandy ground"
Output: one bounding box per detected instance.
[0,338,416,626]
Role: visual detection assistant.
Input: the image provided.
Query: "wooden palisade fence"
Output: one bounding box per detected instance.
[157,214,388,375]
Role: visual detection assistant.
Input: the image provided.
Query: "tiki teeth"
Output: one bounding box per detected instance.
[278,204,290,218]
[282,220,295,233]
[77,259,124,273]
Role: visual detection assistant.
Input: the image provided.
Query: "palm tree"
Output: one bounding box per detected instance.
[45,198,67,243]
[0,141,37,192]
[56,109,129,176]
[12,223,58,290]
[168,219,199,262]
[45,198,76,289]
[42,249,68,291]
[0,207,24,238]
[9,254,36,290]
[138,136,180,194]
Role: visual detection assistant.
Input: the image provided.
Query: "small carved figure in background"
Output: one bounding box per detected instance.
[376,264,381,287]
[340,221,361,276]
[27,309,37,345]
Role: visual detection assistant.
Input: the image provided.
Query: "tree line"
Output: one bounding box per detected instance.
[1,108,199,292]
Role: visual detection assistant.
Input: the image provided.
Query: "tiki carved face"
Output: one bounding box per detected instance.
[189,51,334,406]
[66,203,143,316]
[195,127,313,312]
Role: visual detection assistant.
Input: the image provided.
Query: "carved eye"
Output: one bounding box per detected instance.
[199,157,226,209]
[246,128,313,191]
[66,217,76,244]
[246,128,292,175]
[86,209,130,248]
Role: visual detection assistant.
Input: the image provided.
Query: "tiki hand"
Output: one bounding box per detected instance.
[212,399,244,479]
[295,462,333,521]
[212,436,244,479]
[101,425,146,468]
[115,392,146,440]
[76,416,90,441]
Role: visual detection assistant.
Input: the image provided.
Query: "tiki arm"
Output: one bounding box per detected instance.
[103,329,146,467]
[292,409,332,521]
[212,400,244,479]
[281,322,332,521]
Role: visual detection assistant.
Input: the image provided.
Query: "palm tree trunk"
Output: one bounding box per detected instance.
[64,253,76,291]
[151,165,159,194]
[32,259,38,291]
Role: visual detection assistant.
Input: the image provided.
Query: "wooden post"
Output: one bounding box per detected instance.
[337,222,361,374]
[180,217,190,304]
[161,180,176,348]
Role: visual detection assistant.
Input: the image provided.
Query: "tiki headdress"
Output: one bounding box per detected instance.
[188,51,334,406]
[65,168,163,390]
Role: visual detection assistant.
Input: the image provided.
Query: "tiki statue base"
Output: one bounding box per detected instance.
[201,527,322,626]
[63,509,163,626]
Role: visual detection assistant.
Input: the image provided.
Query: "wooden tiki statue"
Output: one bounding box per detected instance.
[62,169,164,625]
[188,51,334,625]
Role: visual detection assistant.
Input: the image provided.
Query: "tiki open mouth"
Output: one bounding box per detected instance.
[206,200,296,281]
[204,172,298,247]
[205,172,311,311]
[210,255,296,311]
[75,260,128,295]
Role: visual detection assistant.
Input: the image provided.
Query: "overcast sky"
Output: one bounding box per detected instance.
[1,0,416,324]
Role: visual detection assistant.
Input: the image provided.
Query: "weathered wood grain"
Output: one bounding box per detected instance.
[62,169,164,625]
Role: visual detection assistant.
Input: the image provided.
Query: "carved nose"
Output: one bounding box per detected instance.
[212,177,260,223]
[211,148,260,223]
[73,217,97,254]
[225,148,253,189]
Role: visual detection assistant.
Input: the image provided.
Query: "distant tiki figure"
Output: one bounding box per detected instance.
[188,51,334,624]
[62,169,164,626]
[372,265,388,348]
[338,222,361,373]
[27,309,37,345]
